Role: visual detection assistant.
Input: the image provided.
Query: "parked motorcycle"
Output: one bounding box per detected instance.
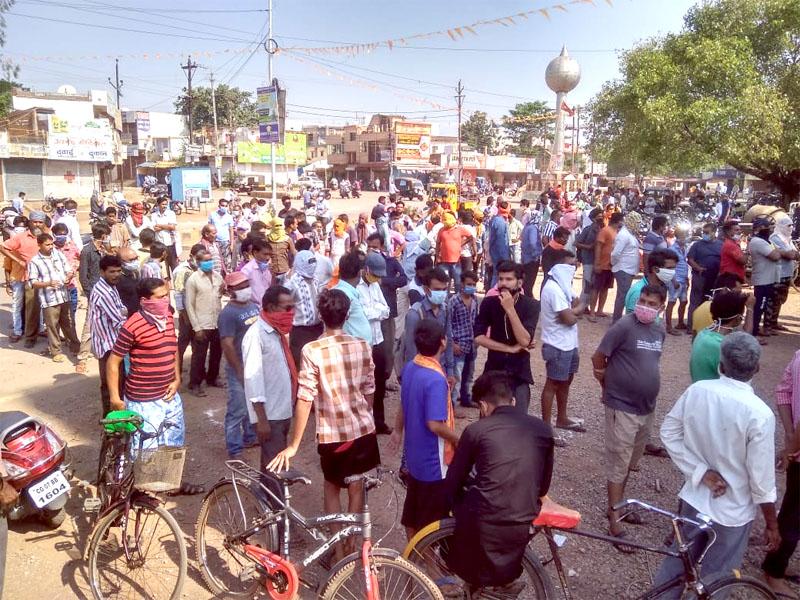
[169,198,184,216]
[42,193,68,215]
[0,411,71,528]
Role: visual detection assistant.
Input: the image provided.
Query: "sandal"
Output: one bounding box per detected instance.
[555,421,587,433]
[168,482,206,496]
[621,511,645,525]
[644,444,669,458]
[608,528,636,554]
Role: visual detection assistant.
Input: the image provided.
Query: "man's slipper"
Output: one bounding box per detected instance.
[555,421,587,433]
[621,511,645,525]
[168,482,206,496]
[644,444,669,458]
[609,529,636,554]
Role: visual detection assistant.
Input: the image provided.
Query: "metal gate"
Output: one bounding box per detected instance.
[4,159,44,200]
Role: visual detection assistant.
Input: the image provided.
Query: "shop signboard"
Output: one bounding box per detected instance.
[394,121,431,163]
[237,132,307,165]
[47,116,115,162]
[257,85,280,144]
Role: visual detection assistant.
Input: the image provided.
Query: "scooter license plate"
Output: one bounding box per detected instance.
[28,470,70,509]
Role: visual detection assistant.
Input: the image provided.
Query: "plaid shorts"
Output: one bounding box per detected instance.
[541,343,580,382]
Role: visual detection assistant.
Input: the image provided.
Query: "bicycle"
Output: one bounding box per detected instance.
[403,497,776,599]
[84,410,188,600]
[195,460,444,599]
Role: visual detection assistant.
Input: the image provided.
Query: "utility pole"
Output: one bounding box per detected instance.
[268,0,277,209]
[455,79,464,197]
[210,71,221,186]
[108,58,124,189]
[181,56,198,145]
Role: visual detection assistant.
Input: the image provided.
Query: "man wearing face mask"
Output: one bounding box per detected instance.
[718,220,746,281]
[54,199,83,250]
[474,261,540,415]
[592,285,666,544]
[435,211,475,293]
[749,216,794,338]
[51,222,80,320]
[76,222,111,373]
[768,215,799,333]
[185,248,224,396]
[540,251,587,446]
[402,267,451,368]
[199,224,225,277]
[1,211,48,345]
[285,250,323,367]
[690,289,753,383]
[171,244,204,372]
[240,237,273,305]
[116,247,141,315]
[446,270,480,409]
[208,198,234,270]
[687,222,723,331]
[624,248,679,315]
[218,272,260,460]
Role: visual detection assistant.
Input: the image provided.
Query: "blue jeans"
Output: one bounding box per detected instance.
[452,348,476,405]
[225,369,256,457]
[9,281,24,336]
[654,501,753,598]
[125,393,186,450]
[440,262,462,293]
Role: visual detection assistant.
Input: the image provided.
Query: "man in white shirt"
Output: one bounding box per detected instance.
[150,197,180,273]
[656,332,780,594]
[12,191,25,214]
[539,256,586,447]
[610,211,641,323]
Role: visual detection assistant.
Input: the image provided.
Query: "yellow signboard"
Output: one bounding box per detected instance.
[237,131,307,164]
[394,121,431,163]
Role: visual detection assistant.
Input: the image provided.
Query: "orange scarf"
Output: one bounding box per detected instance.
[412,354,456,465]
[548,239,565,250]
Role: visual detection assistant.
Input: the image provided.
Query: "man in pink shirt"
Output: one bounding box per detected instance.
[240,237,273,305]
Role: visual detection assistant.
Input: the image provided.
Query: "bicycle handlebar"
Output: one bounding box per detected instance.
[100,416,144,427]
[343,466,392,489]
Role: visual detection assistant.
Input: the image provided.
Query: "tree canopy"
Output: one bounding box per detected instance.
[501,101,553,158]
[460,111,498,153]
[174,84,259,131]
[588,0,800,200]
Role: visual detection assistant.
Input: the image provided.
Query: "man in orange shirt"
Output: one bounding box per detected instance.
[436,211,475,293]
[0,211,48,346]
[591,212,622,321]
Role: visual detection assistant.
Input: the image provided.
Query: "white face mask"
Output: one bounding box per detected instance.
[655,268,675,284]
[233,288,252,303]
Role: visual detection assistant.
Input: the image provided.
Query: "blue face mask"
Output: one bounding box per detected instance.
[198,259,214,273]
[54,234,68,246]
[463,285,477,295]
[256,260,270,271]
[702,233,712,241]
[428,290,447,305]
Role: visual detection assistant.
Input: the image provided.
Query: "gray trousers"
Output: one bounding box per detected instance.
[654,501,752,598]
[612,271,634,322]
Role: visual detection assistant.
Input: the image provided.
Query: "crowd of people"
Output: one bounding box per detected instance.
[0,184,798,598]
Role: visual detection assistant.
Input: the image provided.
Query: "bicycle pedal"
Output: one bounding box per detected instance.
[83,498,102,513]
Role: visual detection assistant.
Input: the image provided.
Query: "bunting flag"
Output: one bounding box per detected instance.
[7,46,253,63]
[285,0,616,56]
[561,100,575,116]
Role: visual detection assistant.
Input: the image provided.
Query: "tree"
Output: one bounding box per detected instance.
[588,0,800,202]
[460,111,498,153]
[174,84,259,131]
[501,101,554,158]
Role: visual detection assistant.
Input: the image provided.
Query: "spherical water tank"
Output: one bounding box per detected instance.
[545,46,581,94]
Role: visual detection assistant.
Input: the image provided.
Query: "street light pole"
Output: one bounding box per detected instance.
[108,58,124,189]
[268,0,277,210]
[210,71,221,186]
[455,79,464,197]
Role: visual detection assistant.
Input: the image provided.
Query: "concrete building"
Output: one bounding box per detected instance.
[302,125,343,163]
[0,88,123,201]
[121,110,189,184]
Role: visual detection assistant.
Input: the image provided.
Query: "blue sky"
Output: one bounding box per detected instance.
[4,0,698,133]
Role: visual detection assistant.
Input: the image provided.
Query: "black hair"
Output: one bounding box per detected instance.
[461,270,478,284]
[37,232,52,244]
[64,199,77,210]
[51,222,69,235]
[105,206,117,216]
[150,241,166,259]
[295,237,313,252]
[520,198,530,207]
[318,288,350,328]
[609,213,624,225]
[498,200,509,210]
[414,319,445,357]
[189,243,205,257]
[710,289,747,322]
[646,248,671,272]
[251,237,269,254]
[338,251,364,280]
[713,272,745,289]
[495,260,523,279]
[137,277,166,299]
[262,284,291,311]
[472,371,514,406]
[589,207,603,220]
[284,216,296,228]
[12,216,27,227]
[640,283,667,303]
[91,222,111,240]
[415,254,434,272]
[297,222,312,235]
[721,220,738,235]
[100,255,122,270]
[366,232,385,247]
[138,228,155,247]
[251,220,268,234]
[552,249,575,264]
[554,226,570,240]
[427,266,450,287]
[652,215,669,231]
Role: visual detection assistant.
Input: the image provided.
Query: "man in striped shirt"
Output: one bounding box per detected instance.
[89,255,127,416]
[27,233,79,362]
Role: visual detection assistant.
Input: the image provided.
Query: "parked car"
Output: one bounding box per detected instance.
[297,175,324,190]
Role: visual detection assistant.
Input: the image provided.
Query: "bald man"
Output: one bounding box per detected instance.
[117,246,141,314]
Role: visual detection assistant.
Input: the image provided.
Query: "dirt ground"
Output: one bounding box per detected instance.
[1,190,797,599]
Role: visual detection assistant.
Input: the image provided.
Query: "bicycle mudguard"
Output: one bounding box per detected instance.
[317,547,401,594]
[243,544,299,600]
[401,518,455,559]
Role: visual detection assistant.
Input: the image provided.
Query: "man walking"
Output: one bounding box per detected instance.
[610,212,641,323]
[657,332,779,595]
[89,255,127,415]
[219,272,260,460]
[592,284,666,543]
[209,198,235,269]
[185,248,224,396]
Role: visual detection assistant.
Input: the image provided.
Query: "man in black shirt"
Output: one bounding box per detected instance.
[445,371,554,594]
[474,261,539,415]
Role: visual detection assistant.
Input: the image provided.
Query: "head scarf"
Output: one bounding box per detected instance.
[293,250,317,279]
[333,218,347,238]
[442,211,457,228]
[268,217,287,243]
[130,202,145,227]
[472,209,484,224]
[548,263,575,302]
[624,211,642,232]
[560,211,579,231]
[775,215,793,245]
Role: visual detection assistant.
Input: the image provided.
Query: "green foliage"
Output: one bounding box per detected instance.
[588,0,800,200]
[460,111,498,153]
[0,1,16,81]
[174,85,258,131]
[222,169,241,188]
[502,101,553,157]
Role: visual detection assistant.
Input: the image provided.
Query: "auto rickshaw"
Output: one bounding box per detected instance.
[429,183,458,210]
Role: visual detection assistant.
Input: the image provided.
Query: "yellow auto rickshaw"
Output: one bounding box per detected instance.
[429,183,458,210]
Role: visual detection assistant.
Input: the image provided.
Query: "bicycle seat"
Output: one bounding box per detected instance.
[271,468,311,486]
[533,496,581,529]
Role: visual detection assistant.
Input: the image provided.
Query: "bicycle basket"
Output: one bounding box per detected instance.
[133,446,186,493]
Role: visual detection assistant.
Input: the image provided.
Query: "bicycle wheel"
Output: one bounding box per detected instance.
[700,574,776,599]
[87,499,186,600]
[404,520,555,599]
[320,554,444,600]
[195,479,279,597]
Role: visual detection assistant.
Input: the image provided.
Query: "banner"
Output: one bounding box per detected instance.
[394,122,431,163]
[257,85,280,144]
[47,116,115,162]
[237,132,307,165]
[135,112,150,150]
